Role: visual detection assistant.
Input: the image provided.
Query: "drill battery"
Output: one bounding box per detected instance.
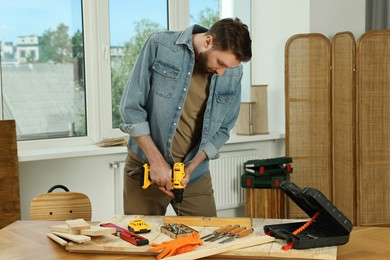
[141,162,185,203]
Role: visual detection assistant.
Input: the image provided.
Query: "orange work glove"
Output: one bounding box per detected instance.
[150,232,203,259]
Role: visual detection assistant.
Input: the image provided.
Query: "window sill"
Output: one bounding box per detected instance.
[18,132,285,162]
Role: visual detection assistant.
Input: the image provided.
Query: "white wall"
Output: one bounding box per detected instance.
[221,0,252,101]
[251,0,365,134]
[310,0,365,40]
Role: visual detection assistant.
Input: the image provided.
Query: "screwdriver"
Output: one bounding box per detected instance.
[206,224,240,242]
[219,228,254,244]
[200,224,232,240]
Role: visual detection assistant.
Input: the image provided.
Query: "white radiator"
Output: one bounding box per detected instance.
[210,150,261,211]
[111,150,260,215]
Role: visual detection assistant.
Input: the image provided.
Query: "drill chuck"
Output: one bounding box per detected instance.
[173,188,184,203]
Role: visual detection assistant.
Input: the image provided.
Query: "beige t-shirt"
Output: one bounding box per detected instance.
[172,63,211,162]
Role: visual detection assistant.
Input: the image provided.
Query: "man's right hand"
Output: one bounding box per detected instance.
[134,135,174,197]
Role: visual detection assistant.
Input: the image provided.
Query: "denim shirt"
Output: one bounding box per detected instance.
[119,25,243,184]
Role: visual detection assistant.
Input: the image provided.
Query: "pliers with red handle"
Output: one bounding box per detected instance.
[100,223,149,246]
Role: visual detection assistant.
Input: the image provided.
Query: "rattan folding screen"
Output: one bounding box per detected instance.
[285,34,332,218]
[285,30,390,226]
[332,32,356,224]
[356,30,390,226]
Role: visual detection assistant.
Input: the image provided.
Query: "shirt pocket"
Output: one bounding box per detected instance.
[151,59,181,98]
[216,93,236,104]
[212,92,237,124]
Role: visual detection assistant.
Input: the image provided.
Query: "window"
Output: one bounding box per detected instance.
[0,0,228,146]
[108,0,220,129]
[190,0,220,28]
[0,0,85,141]
[108,0,168,129]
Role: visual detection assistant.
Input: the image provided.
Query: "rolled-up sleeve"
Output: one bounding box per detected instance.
[203,141,220,160]
[119,33,158,137]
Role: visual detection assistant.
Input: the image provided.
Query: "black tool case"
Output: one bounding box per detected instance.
[263,181,353,249]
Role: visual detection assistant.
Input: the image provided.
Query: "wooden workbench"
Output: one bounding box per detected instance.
[0,216,389,259]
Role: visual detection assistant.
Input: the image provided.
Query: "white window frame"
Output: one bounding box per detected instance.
[5,0,247,153]
[10,0,190,151]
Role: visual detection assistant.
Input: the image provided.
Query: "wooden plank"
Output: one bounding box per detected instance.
[80,226,116,236]
[0,120,20,229]
[46,232,69,246]
[163,216,252,227]
[50,224,80,234]
[52,232,91,244]
[163,235,275,260]
[65,218,90,231]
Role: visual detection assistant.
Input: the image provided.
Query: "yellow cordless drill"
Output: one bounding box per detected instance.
[141,162,185,203]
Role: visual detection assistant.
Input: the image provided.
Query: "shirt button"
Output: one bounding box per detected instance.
[183,88,186,91]
[163,70,167,74]
[178,107,181,110]
[173,123,177,126]
[187,72,191,75]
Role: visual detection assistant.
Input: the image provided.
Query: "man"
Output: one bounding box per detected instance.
[119,17,252,216]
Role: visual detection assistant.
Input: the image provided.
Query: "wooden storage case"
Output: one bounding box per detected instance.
[263,181,352,249]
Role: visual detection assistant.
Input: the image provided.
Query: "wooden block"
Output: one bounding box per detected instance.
[0,120,20,229]
[250,85,269,134]
[50,224,80,234]
[47,232,69,246]
[163,216,252,228]
[52,232,91,243]
[236,102,255,135]
[65,218,90,231]
[80,226,116,236]
[245,189,286,219]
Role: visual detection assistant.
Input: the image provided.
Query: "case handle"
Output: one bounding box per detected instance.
[47,185,70,193]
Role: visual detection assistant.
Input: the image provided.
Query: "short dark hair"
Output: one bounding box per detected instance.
[206,17,252,62]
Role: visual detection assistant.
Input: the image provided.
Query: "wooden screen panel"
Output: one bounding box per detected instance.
[0,120,20,228]
[285,34,332,218]
[332,32,356,224]
[356,30,390,226]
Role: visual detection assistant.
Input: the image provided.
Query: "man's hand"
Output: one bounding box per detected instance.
[149,161,174,197]
[181,151,208,186]
[134,135,174,197]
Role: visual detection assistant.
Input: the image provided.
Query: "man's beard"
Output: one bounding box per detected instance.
[196,50,212,74]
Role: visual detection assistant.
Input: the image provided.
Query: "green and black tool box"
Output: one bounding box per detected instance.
[241,157,293,189]
[263,181,353,249]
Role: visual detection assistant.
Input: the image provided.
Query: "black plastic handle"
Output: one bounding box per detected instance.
[47,184,69,193]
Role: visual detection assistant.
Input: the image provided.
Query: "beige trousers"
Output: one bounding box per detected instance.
[123,153,217,216]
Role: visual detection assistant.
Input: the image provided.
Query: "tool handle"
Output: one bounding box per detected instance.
[142,163,153,189]
[223,224,240,234]
[235,227,254,238]
[229,226,246,236]
[214,224,232,234]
